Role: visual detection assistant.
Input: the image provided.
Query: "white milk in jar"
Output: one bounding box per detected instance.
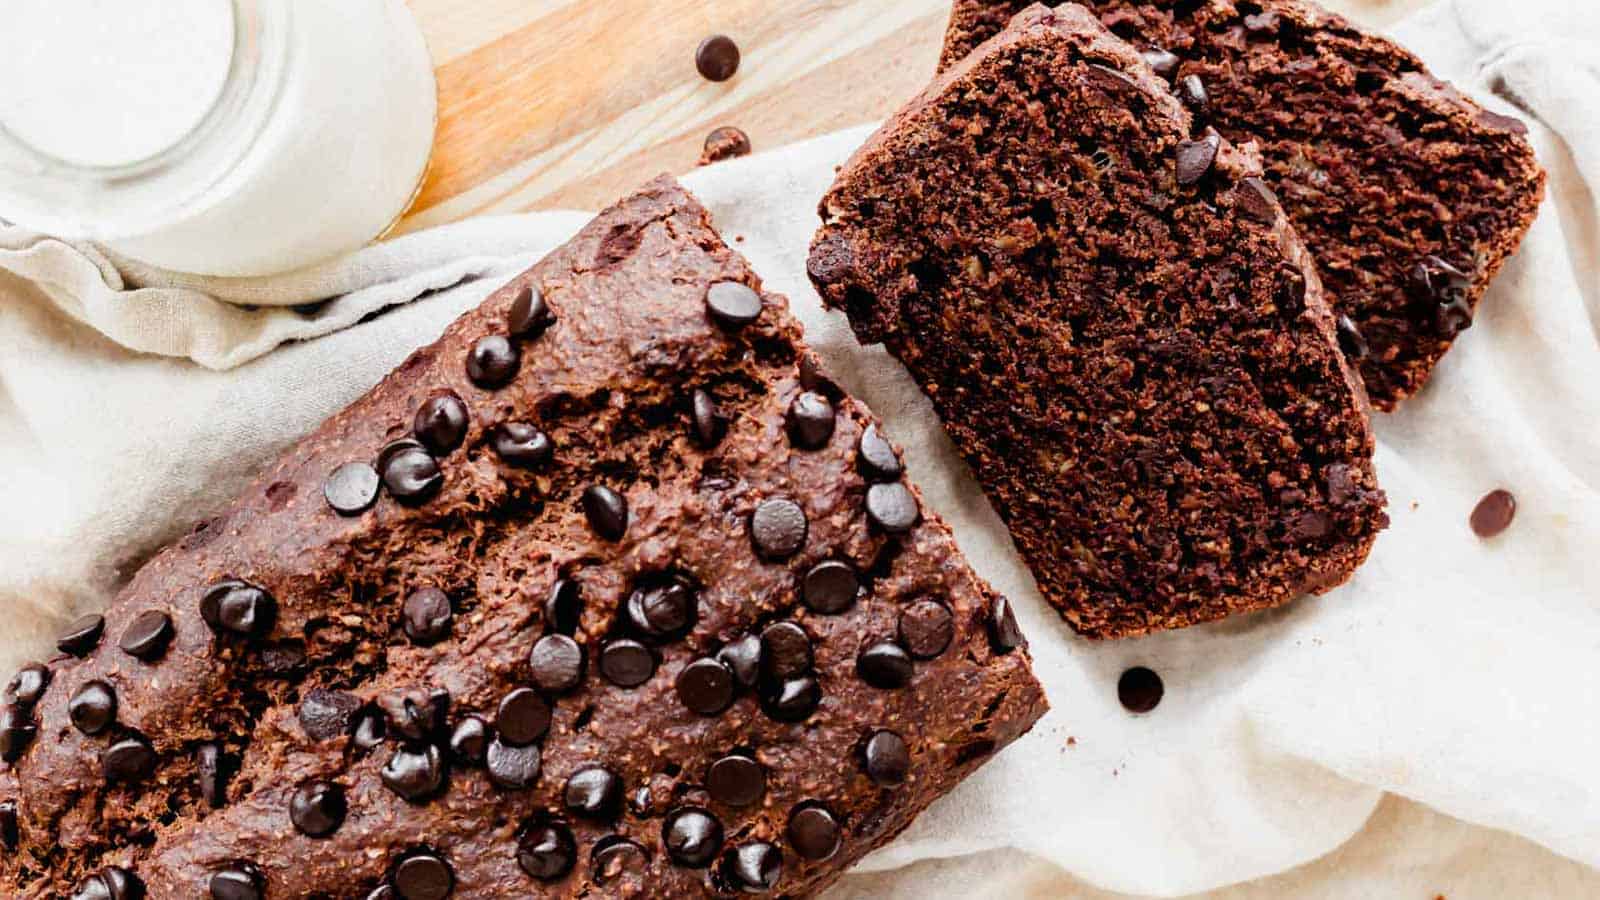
[0,0,437,276]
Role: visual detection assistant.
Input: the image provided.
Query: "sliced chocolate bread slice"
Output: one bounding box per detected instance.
[940,0,1545,409]
[809,3,1387,638]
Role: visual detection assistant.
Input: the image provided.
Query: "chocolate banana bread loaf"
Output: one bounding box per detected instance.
[940,0,1544,409]
[809,4,1387,639]
[0,177,1046,898]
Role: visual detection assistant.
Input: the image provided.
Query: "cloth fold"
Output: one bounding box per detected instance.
[1,0,1596,896]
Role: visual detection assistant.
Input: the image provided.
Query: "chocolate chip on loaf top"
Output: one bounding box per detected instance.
[941,0,1544,409]
[0,177,1046,898]
[809,4,1388,638]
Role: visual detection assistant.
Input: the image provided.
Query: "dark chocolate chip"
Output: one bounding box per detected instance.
[599,639,656,687]
[701,126,752,164]
[865,482,919,533]
[352,707,388,750]
[486,738,542,789]
[544,578,582,635]
[1412,255,1474,337]
[496,687,552,746]
[1178,74,1209,116]
[298,688,363,741]
[0,799,18,851]
[0,705,32,762]
[324,461,381,515]
[695,34,740,82]
[862,730,910,785]
[1141,47,1181,80]
[493,422,554,467]
[69,680,117,735]
[5,663,49,708]
[564,765,624,819]
[208,863,263,900]
[465,334,520,388]
[706,755,765,807]
[1471,489,1517,538]
[705,281,762,328]
[365,885,396,900]
[413,392,469,456]
[518,820,576,881]
[630,785,654,816]
[1234,177,1280,223]
[71,866,144,900]
[787,805,840,861]
[676,658,735,715]
[290,780,347,837]
[392,852,453,900]
[857,642,913,689]
[759,622,813,680]
[508,284,554,338]
[530,634,585,695]
[691,389,729,448]
[57,613,106,656]
[786,391,836,449]
[750,498,808,560]
[118,610,174,661]
[857,423,902,482]
[197,743,227,807]
[988,595,1025,654]
[663,807,724,867]
[1175,133,1221,185]
[592,836,649,884]
[899,599,954,659]
[760,676,820,722]
[801,561,859,614]
[380,743,446,801]
[725,842,782,893]
[582,485,629,541]
[402,587,453,646]
[380,445,444,504]
[1336,315,1370,360]
[377,437,427,471]
[624,576,697,641]
[715,634,762,688]
[448,716,490,764]
[103,737,157,783]
[200,579,277,639]
[1118,666,1164,713]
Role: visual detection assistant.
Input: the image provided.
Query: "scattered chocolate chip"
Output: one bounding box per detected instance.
[663,807,724,867]
[695,35,741,82]
[518,820,576,881]
[447,716,490,764]
[380,444,444,504]
[71,866,144,900]
[1142,46,1181,80]
[0,705,33,762]
[530,634,585,694]
[899,599,954,659]
[565,766,624,819]
[0,799,18,850]
[600,639,656,687]
[496,687,552,746]
[582,485,629,541]
[1175,132,1221,185]
[677,658,736,715]
[290,780,347,837]
[103,737,157,783]
[402,588,453,646]
[857,423,902,482]
[352,707,388,751]
[209,863,263,900]
[507,284,554,339]
[750,498,808,560]
[298,688,363,742]
[759,622,813,680]
[493,422,554,467]
[1471,489,1517,538]
[1118,666,1164,713]
[1336,314,1370,360]
[486,738,542,789]
[1234,177,1280,223]
[58,613,106,656]
[786,392,836,449]
[700,126,752,164]
[988,595,1025,653]
[725,842,782,893]
[624,576,697,641]
[544,578,582,635]
[857,642,914,689]
[413,392,470,455]
[1178,73,1209,117]
[691,389,729,448]
[69,680,117,735]
[862,730,910,785]
[865,482,919,533]
[324,461,381,515]
[760,676,820,722]
[200,579,277,639]
[715,634,762,689]
[466,334,520,388]
[705,281,763,328]
[380,743,446,801]
[119,610,174,661]
[197,743,227,807]
[1412,255,1474,337]
[5,663,49,708]
[706,755,765,807]
[801,561,860,614]
[592,836,649,884]
[392,852,453,900]
[787,805,840,861]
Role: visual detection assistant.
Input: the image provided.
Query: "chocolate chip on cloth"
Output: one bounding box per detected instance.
[0,179,1044,897]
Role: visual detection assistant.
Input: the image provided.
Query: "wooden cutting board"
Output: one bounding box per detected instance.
[396,0,1428,233]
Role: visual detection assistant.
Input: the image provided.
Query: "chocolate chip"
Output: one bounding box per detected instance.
[862,730,909,785]
[1412,255,1474,336]
[493,422,554,467]
[534,580,579,638]
[715,634,762,689]
[988,595,1025,654]
[197,743,228,807]
[600,639,656,687]
[786,392,836,449]
[447,716,490,764]
[565,765,624,819]
[760,676,820,722]
[0,706,32,764]
[899,599,954,658]
[759,622,813,680]
[701,126,752,164]
[200,579,277,639]
[290,780,347,837]
[725,842,782,893]
[209,863,263,900]
[352,707,388,751]
[706,755,765,807]
[298,688,362,741]
[1234,177,1280,224]
[486,738,542,789]
[392,852,453,900]
[518,820,576,881]
[324,461,381,515]
[103,737,157,782]
[750,498,808,560]
[58,614,106,656]
[69,680,117,735]
[1175,133,1221,185]
[663,807,724,867]
[365,886,396,900]
[592,836,649,884]
[1142,46,1181,80]
[413,392,470,455]
[787,805,840,861]
[0,800,17,850]
[402,588,453,646]
[865,482,919,533]
[508,284,554,339]
[119,610,174,661]
[1336,315,1370,360]
[5,663,49,708]
[496,687,552,746]
[630,785,654,817]
[466,334,520,388]
[71,866,144,900]
[857,642,913,689]
[1178,73,1209,116]
[530,634,585,694]
[1118,666,1164,713]
[857,423,902,482]
[1471,489,1517,538]
[624,576,697,641]
[691,389,729,448]
[582,485,628,541]
[695,34,740,82]
[705,281,762,327]
[677,658,736,715]
[380,445,444,504]
[801,561,859,614]
[380,743,446,801]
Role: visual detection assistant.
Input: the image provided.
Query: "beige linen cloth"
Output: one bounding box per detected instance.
[1,0,1597,896]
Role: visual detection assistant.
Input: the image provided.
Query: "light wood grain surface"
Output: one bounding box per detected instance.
[396,0,1431,233]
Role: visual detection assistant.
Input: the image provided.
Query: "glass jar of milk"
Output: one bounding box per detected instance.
[0,0,437,277]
